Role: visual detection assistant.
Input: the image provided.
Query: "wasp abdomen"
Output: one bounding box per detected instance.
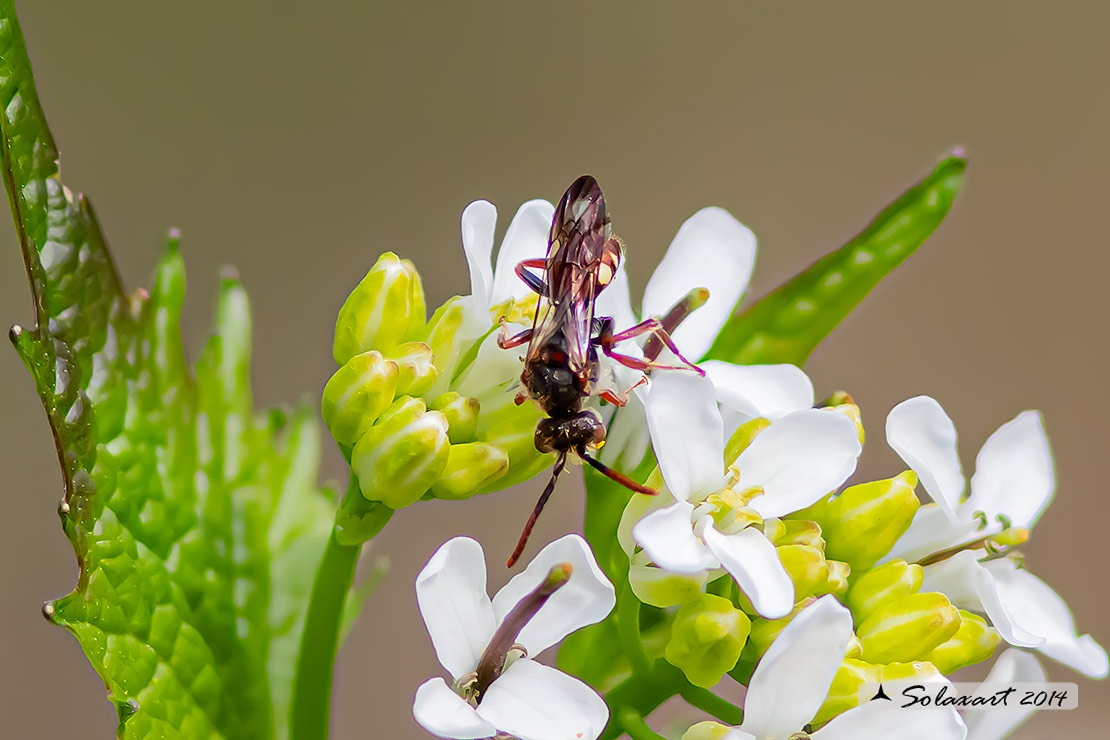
[534,410,605,455]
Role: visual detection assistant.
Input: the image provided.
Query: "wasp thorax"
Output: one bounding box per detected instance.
[534,410,605,454]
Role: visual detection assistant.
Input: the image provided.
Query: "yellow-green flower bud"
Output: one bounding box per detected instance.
[881,659,945,685]
[815,559,851,599]
[682,722,733,740]
[778,544,830,601]
[429,442,509,501]
[334,252,426,364]
[787,492,835,524]
[665,594,752,688]
[422,297,468,395]
[812,659,882,726]
[724,417,770,467]
[829,402,865,446]
[429,392,480,444]
[772,519,825,550]
[383,342,436,397]
[469,402,548,495]
[857,592,961,664]
[846,560,924,624]
[351,397,449,508]
[927,610,1000,674]
[321,351,399,447]
[822,471,920,570]
[629,564,708,608]
[747,598,814,659]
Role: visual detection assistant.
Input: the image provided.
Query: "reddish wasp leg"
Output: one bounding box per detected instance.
[597,318,706,376]
[579,450,657,495]
[496,325,533,349]
[507,451,568,567]
[514,258,549,297]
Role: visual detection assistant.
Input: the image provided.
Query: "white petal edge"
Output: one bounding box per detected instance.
[965,410,1054,530]
[642,371,726,502]
[632,501,719,573]
[812,702,966,740]
[964,650,1045,740]
[491,199,555,305]
[492,534,616,656]
[703,526,794,619]
[701,361,815,422]
[886,396,965,520]
[741,596,853,739]
[415,537,497,679]
[882,504,979,565]
[461,200,497,309]
[642,207,757,360]
[740,409,862,518]
[413,677,497,739]
[477,659,609,740]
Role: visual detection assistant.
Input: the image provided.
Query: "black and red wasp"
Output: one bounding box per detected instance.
[498,175,704,566]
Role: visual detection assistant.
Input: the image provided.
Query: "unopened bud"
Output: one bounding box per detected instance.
[629,564,708,608]
[321,351,399,447]
[778,544,830,601]
[826,402,865,445]
[747,598,814,659]
[469,403,548,496]
[927,610,1000,674]
[772,519,825,550]
[681,722,733,740]
[429,442,509,500]
[725,417,770,469]
[812,659,882,726]
[822,471,920,570]
[334,252,426,363]
[846,559,924,624]
[421,297,468,395]
[429,392,480,444]
[665,594,752,688]
[383,342,437,397]
[857,592,961,664]
[351,397,449,508]
[815,560,851,599]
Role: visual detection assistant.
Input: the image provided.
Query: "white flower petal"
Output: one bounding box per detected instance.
[701,361,815,422]
[492,534,616,656]
[415,537,497,679]
[413,677,497,739]
[886,396,965,520]
[965,411,1054,530]
[812,702,966,740]
[882,504,979,565]
[922,552,1043,648]
[618,486,672,556]
[742,596,854,739]
[642,371,726,501]
[964,650,1045,740]
[491,199,556,305]
[477,659,609,740]
[633,501,719,573]
[982,560,1109,678]
[461,200,497,308]
[594,258,639,332]
[739,409,862,518]
[599,393,652,469]
[703,526,794,619]
[642,207,757,360]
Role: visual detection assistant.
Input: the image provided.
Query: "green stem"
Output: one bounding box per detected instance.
[289,530,360,740]
[676,684,744,725]
[617,581,652,676]
[617,706,672,740]
[601,671,676,740]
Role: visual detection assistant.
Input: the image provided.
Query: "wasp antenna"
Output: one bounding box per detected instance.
[579,451,656,495]
[507,452,568,568]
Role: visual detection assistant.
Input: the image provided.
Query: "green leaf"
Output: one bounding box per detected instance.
[1,4,334,739]
[705,154,967,365]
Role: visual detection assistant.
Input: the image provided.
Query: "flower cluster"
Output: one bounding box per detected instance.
[330,182,1105,740]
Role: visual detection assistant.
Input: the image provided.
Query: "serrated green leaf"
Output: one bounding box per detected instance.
[705,155,967,365]
[1,4,334,739]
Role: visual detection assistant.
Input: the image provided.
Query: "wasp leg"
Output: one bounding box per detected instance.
[497,324,534,350]
[578,449,657,495]
[514,258,549,297]
[595,317,705,376]
[507,451,567,567]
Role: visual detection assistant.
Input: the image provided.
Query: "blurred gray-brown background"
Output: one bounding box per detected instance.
[1,1,1106,737]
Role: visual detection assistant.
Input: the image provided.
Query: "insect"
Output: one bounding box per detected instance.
[498,175,704,566]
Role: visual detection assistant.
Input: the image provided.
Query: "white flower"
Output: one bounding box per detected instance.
[885,395,1108,679]
[883,395,1054,563]
[707,596,966,740]
[963,649,1046,740]
[413,534,615,740]
[627,372,861,618]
